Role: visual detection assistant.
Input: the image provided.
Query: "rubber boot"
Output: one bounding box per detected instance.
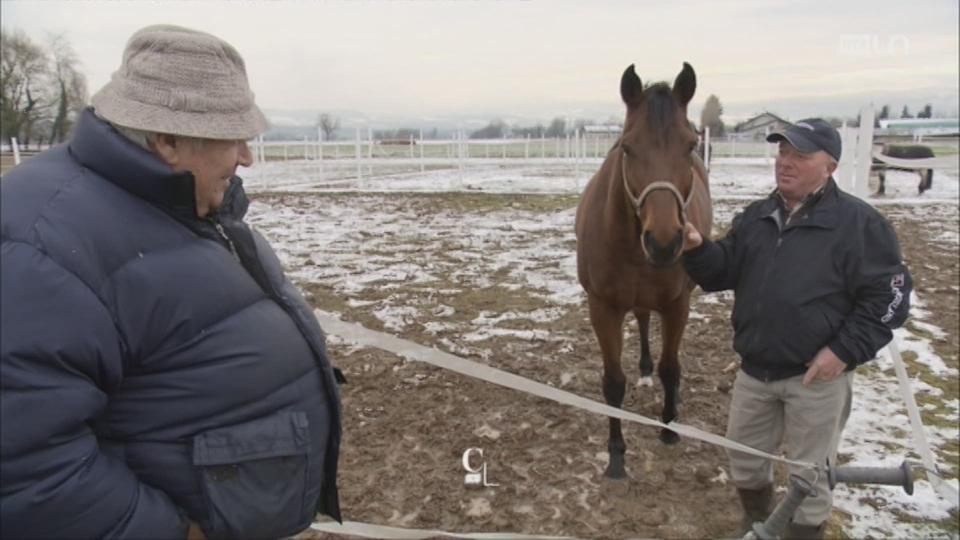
[736,484,774,535]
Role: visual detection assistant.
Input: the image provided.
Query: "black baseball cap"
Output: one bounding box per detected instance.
[766,118,842,162]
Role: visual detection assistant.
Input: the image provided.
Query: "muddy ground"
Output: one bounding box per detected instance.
[250,191,959,540]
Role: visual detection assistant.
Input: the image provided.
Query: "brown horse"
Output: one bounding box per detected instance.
[575,62,713,479]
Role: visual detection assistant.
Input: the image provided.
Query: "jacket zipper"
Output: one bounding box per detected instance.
[210,218,240,261]
[750,213,785,381]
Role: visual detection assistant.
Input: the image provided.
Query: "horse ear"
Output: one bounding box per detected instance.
[673,62,696,107]
[620,64,643,108]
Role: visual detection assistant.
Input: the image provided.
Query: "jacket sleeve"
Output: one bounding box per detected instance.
[828,215,912,367]
[682,212,744,292]
[1,241,189,539]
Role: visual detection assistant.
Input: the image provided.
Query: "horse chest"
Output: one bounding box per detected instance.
[589,260,688,310]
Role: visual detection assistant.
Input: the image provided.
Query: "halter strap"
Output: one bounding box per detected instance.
[620,148,695,223]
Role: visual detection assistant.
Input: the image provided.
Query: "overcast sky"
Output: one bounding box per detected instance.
[3,0,958,126]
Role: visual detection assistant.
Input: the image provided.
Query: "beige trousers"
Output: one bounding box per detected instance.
[726,369,853,526]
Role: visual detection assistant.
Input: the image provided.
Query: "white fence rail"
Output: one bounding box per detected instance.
[249,135,777,164]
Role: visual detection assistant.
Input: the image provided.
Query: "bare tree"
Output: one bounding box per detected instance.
[1,28,53,145]
[316,113,340,141]
[46,33,88,144]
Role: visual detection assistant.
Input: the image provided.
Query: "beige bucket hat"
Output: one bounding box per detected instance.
[91,24,268,140]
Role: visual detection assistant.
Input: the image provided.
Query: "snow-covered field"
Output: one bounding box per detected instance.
[243,159,959,539]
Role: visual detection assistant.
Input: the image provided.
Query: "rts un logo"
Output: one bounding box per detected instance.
[462,448,499,488]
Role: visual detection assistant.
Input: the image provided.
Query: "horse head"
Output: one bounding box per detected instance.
[618,62,699,267]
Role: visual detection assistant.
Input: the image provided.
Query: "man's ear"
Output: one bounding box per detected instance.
[826,158,838,176]
[153,134,180,167]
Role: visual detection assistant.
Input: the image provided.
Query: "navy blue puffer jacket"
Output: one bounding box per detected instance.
[1,109,342,539]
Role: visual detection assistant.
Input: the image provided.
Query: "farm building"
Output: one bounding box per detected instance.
[731,112,791,140]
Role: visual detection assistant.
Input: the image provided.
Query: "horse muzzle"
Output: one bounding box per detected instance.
[641,229,684,268]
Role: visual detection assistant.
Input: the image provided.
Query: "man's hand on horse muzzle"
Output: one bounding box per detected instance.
[683,222,703,252]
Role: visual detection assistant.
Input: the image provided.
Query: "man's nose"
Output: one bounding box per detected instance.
[237,140,254,167]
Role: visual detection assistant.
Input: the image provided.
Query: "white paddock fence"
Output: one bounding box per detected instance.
[243,127,779,189]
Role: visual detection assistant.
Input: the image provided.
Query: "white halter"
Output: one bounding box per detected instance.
[620,148,694,225]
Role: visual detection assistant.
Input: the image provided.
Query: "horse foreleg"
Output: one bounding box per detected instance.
[634,309,654,387]
[589,296,628,479]
[920,169,933,194]
[876,169,886,196]
[657,299,689,445]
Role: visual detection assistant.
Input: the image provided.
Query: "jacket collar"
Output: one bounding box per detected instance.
[68,108,248,221]
[761,177,840,230]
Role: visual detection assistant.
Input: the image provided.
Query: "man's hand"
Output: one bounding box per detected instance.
[802,346,847,386]
[683,222,703,252]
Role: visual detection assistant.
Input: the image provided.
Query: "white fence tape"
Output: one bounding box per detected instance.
[311,312,958,540]
[311,520,579,539]
[314,310,816,471]
[872,151,960,171]
[887,340,960,506]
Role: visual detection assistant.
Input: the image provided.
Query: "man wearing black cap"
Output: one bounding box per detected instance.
[681,119,912,538]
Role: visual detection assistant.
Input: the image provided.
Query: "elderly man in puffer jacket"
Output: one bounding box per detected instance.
[1,25,342,539]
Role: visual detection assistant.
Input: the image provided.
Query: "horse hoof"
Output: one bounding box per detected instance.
[604,465,628,480]
[659,428,680,445]
[636,376,654,388]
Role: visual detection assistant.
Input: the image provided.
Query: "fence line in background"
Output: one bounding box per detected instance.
[247,135,788,166]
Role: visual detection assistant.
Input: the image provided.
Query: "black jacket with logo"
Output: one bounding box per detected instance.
[683,179,912,381]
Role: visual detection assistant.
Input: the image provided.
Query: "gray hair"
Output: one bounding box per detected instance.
[96,110,205,152]
[113,123,159,152]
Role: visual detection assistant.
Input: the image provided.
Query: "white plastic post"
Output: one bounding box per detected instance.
[703,126,711,171]
[317,129,323,161]
[355,127,361,182]
[574,129,580,179]
[317,130,325,182]
[525,134,529,160]
[887,339,960,505]
[11,137,21,165]
[367,127,373,177]
[457,130,464,185]
[317,127,323,161]
[854,105,876,200]
[419,128,425,173]
[837,121,857,193]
